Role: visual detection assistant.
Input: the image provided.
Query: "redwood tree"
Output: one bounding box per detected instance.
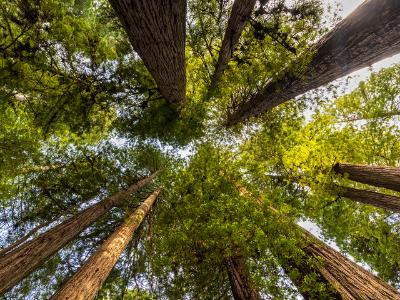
[51,189,161,300]
[225,256,261,300]
[0,172,158,294]
[211,0,257,88]
[108,0,187,106]
[227,0,400,125]
[338,186,400,213]
[334,163,400,193]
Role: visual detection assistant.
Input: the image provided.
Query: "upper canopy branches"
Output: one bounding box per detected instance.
[109,0,187,106]
[226,0,400,125]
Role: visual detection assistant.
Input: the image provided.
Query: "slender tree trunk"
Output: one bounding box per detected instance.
[225,256,261,300]
[51,189,161,300]
[226,0,400,125]
[301,229,400,300]
[0,172,158,294]
[211,0,257,88]
[333,163,400,193]
[108,0,186,106]
[338,186,400,213]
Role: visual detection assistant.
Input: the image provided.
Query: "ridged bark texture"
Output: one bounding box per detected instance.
[211,0,257,87]
[334,163,400,193]
[227,0,400,125]
[339,186,400,213]
[302,229,400,300]
[226,256,261,300]
[108,0,186,106]
[0,172,158,294]
[51,189,161,300]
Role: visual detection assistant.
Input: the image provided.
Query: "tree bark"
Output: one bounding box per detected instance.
[235,183,399,299]
[108,0,186,106]
[226,0,400,125]
[333,163,400,193]
[301,229,400,300]
[338,186,400,213]
[211,0,257,88]
[225,256,261,300]
[51,189,161,300]
[0,172,158,294]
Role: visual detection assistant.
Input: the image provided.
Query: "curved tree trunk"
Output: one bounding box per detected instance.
[211,0,257,88]
[108,0,186,106]
[0,172,158,294]
[301,229,400,300]
[338,186,400,213]
[334,163,400,193]
[51,189,160,300]
[226,256,261,300]
[227,0,400,125]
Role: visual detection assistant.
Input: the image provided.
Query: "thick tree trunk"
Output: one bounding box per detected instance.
[226,256,261,300]
[51,189,160,300]
[211,0,257,88]
[338,186,400,213]
[301,229,400,300]
[108,0,186,106]
[0,172,158,294]
[235,183,399,299]
[227,0,400,125]
[333,163,400,193]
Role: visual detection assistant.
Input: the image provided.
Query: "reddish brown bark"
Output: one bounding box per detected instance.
[334,163,400,193]
[338,186,400,213]
[301,229,400,300]
[226,256,261,300]
[227,0,400,125]
[211,0,257,88]
[51,190,161,300]
[0,172,158,294]
[108,0,186,106]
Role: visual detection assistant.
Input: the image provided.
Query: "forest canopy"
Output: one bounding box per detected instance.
[1,0,400,299]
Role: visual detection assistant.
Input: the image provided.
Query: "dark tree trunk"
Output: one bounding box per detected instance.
[51,190,160,300]
[301,229,400,300]
[226,256,261,300]
[333,163,400,193]
[227,0,400,125]
[0,172,158,294]
[211,0,257,88]
[338,186,400,213]
[108,0,186,106]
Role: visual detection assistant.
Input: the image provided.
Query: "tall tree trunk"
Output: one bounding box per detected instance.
[0,172,158,294]
[338,186,400,213]
[301,229,400,300]
[51,189,161,300]
[333,163,400,193]
[225,256,261,300]
[211,0,257,88]
[108,0,186,106]
[235,183,400,299]
[226,0,400,125]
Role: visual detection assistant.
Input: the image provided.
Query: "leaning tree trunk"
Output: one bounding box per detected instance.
[338,186,400,213]
[51,189,161,300]
[225,256,261,300]
[211,0,257,88]
[108,0,186,106]
[235,182,400,299]
[334,163,400,193]
[226,0,400,125]
[0,172,158,294]
[301,229,400,300]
